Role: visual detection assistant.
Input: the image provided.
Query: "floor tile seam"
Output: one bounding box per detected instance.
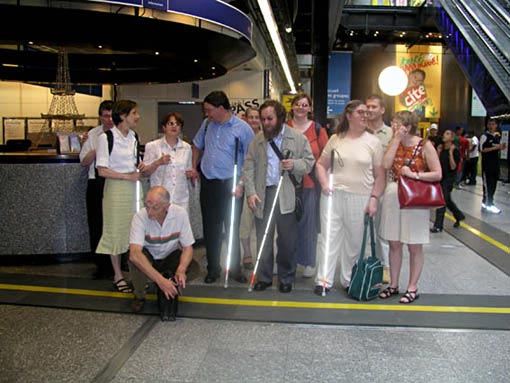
[90,316,158,383]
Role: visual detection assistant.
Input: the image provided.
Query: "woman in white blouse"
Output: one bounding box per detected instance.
[140,112,193,212]
[96,100,143,293]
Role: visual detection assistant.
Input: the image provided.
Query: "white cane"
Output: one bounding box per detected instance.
[224,138,240,288]
[248,151,290,292]
[135,139,142,212]
[322,150,335,296]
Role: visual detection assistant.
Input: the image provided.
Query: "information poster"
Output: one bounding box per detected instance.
[327,51,352,116]
[395,45,442,119]
[27,119,47,133]
[3,118,26,142]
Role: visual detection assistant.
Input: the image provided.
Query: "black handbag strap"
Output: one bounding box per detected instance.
[268,140,301,188]
[405,139,424,167]
[358,214,376,261]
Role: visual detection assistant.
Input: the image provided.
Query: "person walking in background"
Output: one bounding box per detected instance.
[431,129,465,232]
[464,130,479,185]
[190,91,254,284]
[481,119,506,214]
[426,123,441,149]
[128,186,194,321]
[140,112,193,212]
[454,126,470,187]
[378,110,441,304]
[242,100,314,293]
[95,99,143,293]
[366,94,392,283]
[287,93,328,278]
[313,100,385,296]
[79,100,114,280]
[239,107,261,270]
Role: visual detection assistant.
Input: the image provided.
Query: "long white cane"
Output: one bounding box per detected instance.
[135,139,142,212]
[248,151,290,292]
[322,150,335,296]
[224,138,240,288]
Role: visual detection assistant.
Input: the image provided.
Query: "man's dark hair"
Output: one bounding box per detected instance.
[98,100,113,116]
[112,100,137,125]
[204,91,231,110]
[260,99,287,127]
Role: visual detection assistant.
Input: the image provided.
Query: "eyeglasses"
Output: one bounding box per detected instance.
[294,103,310,108]
[355,110,368,116]
[166,121,180,126]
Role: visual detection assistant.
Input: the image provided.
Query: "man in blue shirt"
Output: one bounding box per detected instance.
[191,91,254,283]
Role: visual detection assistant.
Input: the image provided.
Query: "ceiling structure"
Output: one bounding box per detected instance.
[0,2,255,85]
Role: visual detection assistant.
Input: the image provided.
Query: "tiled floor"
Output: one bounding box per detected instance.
[1,178,509,382]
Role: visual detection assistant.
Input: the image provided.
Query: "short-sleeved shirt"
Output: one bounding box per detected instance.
[372,123,393,152]
[96,126,137,173]
[469,136,479,158]
[193,114,254,180]
[439,147,460,182]
[129,204,195,260]
[79,125,106,179]
[143,137,192,206]
[320,132,383,195]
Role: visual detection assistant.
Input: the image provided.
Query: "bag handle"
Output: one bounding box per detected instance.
[358,214,376,262]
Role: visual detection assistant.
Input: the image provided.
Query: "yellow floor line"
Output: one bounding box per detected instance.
[445,213,510,254]
[1,283,509,315]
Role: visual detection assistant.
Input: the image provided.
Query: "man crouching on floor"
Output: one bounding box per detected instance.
[128,186,194,321]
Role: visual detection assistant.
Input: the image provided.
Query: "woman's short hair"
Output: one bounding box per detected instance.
[112,100,137,126]
[161,112,184,128]
[393,110,420,135]
[337,99,365,135]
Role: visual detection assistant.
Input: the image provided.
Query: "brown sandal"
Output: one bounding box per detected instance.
[379,286,399,299]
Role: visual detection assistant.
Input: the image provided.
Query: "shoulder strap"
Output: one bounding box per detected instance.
[105,129,114,155]
[268,140,301,188]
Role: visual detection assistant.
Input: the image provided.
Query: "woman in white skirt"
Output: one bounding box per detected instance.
[96,100,143,293]
[313,100,386,296]
[140,112,193,212]
[378,111,441,304]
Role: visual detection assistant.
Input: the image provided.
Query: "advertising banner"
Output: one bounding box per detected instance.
[395,45,442,119]
[327,51,352,116]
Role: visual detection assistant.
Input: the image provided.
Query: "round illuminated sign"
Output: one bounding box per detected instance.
[378,66,408,96]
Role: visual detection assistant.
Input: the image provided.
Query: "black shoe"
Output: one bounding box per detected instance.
[430,227,442,233]
[230,272,247,284]
[204,272,220,284]
[314,285,330,296]
[254,281,272,291]
[279,283,292,293]
[131,298,145,313]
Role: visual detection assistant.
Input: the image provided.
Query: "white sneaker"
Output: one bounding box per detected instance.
[303,266,315,278]
[487,205,502,214]
[481,202,487,210]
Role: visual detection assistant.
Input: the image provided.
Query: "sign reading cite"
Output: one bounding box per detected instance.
[395,45,442,119]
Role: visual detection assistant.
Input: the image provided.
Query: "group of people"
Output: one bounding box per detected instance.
[80,91,506,321]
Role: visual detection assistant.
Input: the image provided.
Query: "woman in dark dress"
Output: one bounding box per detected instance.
[431,129,465,232]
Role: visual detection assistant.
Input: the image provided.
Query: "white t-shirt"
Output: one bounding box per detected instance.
[129,204,195,260]
[320,132,384,195]
[470,136,479,158]
[79,125,107,179]
[95,127,138,173]
[143,137,192,206]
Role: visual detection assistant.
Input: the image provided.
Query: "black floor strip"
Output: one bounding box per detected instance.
[91,316,158,383]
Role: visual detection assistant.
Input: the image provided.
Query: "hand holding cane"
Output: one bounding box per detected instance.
[248,150,291,292]
[224,137,240,288]
[322,150,335,296]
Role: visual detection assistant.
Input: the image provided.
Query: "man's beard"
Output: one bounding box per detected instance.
[263,121,283,140]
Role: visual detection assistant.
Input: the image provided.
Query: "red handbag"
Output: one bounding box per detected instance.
[398,175,445,209]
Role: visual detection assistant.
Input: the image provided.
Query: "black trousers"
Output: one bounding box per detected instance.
[255,186,298,285]
[86,178,112,275]
[434,178,465,229]
[464,156,479,184]
[482,164,499,205]
[200,174,243,276]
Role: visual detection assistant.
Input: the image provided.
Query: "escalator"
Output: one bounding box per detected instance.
[435,0,510,116]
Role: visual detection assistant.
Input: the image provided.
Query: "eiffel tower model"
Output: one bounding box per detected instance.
[41,48,85,133]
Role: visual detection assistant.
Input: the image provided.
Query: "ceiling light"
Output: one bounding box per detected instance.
[155,51,160,55]
[378,66,408,96]
[2,63,19,68]
[211,66,216,70]
[193,59,198,63]
[257,0,296,93]
[98,45,103,49]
